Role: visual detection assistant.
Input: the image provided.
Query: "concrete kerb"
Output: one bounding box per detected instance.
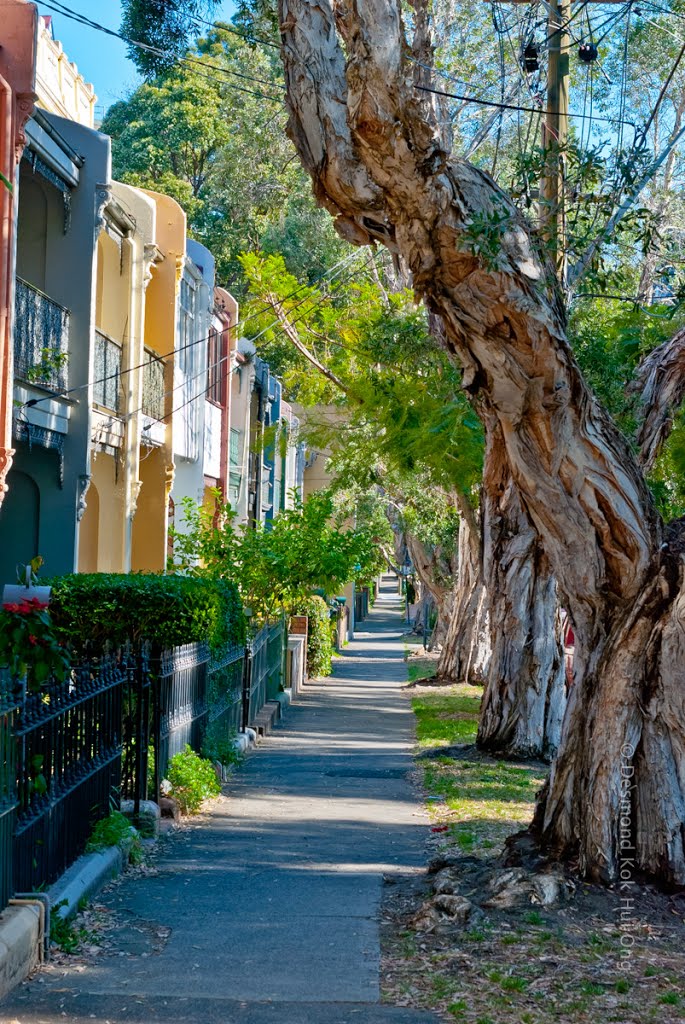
[0,815,155,999]
[48,845,126,922]
[0,844,126,1000]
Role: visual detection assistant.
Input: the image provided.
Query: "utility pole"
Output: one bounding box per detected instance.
[489,1,618,286]
[540,0,570,286]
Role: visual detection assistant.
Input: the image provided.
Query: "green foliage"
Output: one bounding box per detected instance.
[87,810,142,864]
[104,30,346,292]
[47,573,244,656]
[241,252,484,498]
[569,299,684,423]
[120,0,222,76]
[649,405,685,519]
[50,902,81,953]
[460,200,513,271]
[296,595,333,678]
[0,596,70,689]
[202,727,243,769]
[25,347,68,386]
[569,300,685,518]
[167,745,221,813]
[170,489,371,620]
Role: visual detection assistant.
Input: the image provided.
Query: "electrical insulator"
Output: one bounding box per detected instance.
[578,43,598,63]
[522,43,540,73]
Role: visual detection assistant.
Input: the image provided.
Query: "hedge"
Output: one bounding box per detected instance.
[47,573,245,655]
[295,595,333,678]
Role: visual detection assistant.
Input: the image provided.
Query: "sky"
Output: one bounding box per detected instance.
[37,1,236,116]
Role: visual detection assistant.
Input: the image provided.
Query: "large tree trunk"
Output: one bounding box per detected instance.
[404,530,455,650]
[436,512,489,683]
[633,327,685,472]
[278,0,685,883]
[477,423,566,761]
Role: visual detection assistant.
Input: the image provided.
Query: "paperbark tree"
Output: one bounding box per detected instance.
[633,327,685,473]
[435,503,489,685]
[404,529,455,648]
[278,0,685,884]
[477,419,565,761]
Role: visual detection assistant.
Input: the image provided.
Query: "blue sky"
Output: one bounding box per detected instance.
[38,1,236,115]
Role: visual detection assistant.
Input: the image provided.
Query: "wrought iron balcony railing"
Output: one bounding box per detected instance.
[142,349,165,421]
[93,330,121,414]
[14,277,69,393]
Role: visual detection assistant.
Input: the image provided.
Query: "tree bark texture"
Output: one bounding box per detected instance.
[435,512,489,683]
[633,327,685,473]
[404,529,456,650]
[278,0,685,883]
[477,422,566,761]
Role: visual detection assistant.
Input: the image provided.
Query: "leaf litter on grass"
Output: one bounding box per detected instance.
[380,683,685,1024]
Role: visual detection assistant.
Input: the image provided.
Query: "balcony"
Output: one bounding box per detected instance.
[142,349,165,421]
[14,277,69,393]
[93,330,121,413]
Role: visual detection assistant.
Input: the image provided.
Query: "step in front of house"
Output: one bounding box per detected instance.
[253,700,282,736]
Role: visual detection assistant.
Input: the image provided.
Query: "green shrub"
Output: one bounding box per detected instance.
[202,726,242,769]
[47,574,245,656]
[86,809,142,864]
[296,596,333,678]
[167,745,221,813]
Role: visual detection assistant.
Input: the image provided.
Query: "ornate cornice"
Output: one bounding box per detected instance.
[0,446,15,507]
[76,473,91,522]
[164,461,175,500]
[129,478,143,520]
[14,91,36,164]
[94,184,112,244]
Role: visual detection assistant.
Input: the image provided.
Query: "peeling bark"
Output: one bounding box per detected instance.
[478,423,565,761]
[436,511,489,684]
[404,530,454,650]
[633,327,685,473]
[279,0,685,882]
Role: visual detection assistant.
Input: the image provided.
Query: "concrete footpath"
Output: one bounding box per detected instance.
[1,580,439,1024]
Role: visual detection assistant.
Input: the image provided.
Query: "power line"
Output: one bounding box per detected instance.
[22,251,363,413]
[38,0,284,102]
[183,10,280,50]
[129,251,381,430]
[414,77,638,128]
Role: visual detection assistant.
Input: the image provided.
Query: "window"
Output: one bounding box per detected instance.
[178,277,195,373]
[93,330,121,413]
[229,428,241,467]
[142,350,165,420]
[206,328,227,406]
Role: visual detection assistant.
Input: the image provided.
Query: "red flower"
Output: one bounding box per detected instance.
[28,634,37,646]
[3,602,19,613]
[17,602,32,614]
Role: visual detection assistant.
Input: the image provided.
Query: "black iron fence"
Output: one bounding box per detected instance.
[205,645,245,753]
[242,618,285,729]
[93,330,122,413]
[121,647,152,812]
[1,621,290,910]
[141,349,166,420]
[14,277,69,392]
[154,643,210,794]
[13,654,125,894]
[0,671,18,911]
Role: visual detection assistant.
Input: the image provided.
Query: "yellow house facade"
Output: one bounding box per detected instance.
[79,186,184,574]
[133,189,186,572]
